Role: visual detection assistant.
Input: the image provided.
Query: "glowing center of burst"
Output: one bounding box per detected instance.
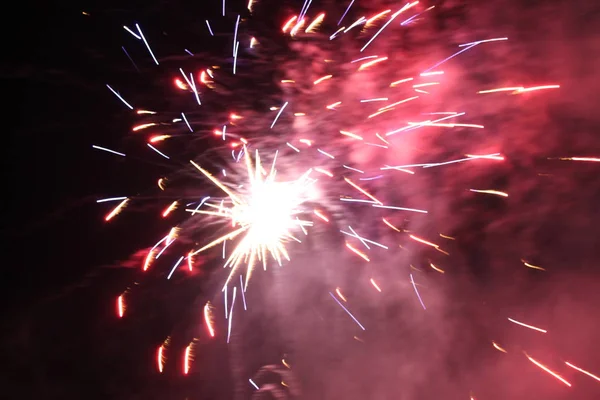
[234,180,302,245]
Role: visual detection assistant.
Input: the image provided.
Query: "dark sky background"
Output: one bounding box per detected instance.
[3,0,600,399]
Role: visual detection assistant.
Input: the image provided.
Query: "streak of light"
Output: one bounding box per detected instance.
[508,318,547,333]
[183,342,194,375]
[143,250,155,271]
[526,354,571,387]
[249,379,260,390]
[423,43,476,73]
[516,85,559,93]
[347,226,370,249]
[329,292,366,330]
[330,27,345,40]
[466,153,504,160]
[410,274,426,309]
[373,204,428,213]
[305,13,325,33]
[339,198,377,204]
[478,86,524,94]
[345,242,370,262]
[162,201,178,217]
[174,78,188,90]
[358,56,388,71]
[147,143,170,159]
[294,112,305,116]
[360,97,388,102]
[186,251,193,271]
[286,142,300,152]
[282,359,291,368]
[470,189,508,197]
[314,75,333,85]
[150,135,171,143]
[343,165,364,173]
[378,96,419,111]
[317,149,335,159]
[233,15,240,56]
[314,209,329,222]
[299,138,312,146]
[105,198,129,221]
[429,263,445,274]
[167,256,185,280]
[492,341,507,353]
[343,228,388,249]
[97,197,127,203]
[459,37,508,47]
[565,361,600,382]
[157,339,169,373]
[420,71,444,76]
[522,259,545,271]
[409,234,440,248]
[227,287,237,344]
[558,157,600,162]
[136,109,156,114]
[240,275,247,310]
[439,233,455,240]
[247,0,255,12]
[382,218,401,232]
[344,177,382,205]
[390,77,413,86]
[366,9,391,25]
[105,84,133,109]
[282,16,298,33]
[117,294,125,317]
[352,55,378,63]
[123,25,141,39]
[336,287,347,302]
[270,101,288,128]
[182,113,193,131]
[205,20,214,36]
[413,82,439,88]
[340,130,363,140]
[204,302,215,337]
[315,167,333,177]
[132,123,157,131]
[250,37,257,48]
[338,0,355,25]
[370,278,382,292]
[361,2,418,52]
[135,24,159,65]
[326,101,342,109]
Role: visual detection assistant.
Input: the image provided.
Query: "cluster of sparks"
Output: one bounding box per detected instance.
[92,0,600,395]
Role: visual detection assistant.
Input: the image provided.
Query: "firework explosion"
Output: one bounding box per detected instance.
[90,0,600,398]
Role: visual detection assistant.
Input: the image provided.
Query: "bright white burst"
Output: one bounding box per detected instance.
[187,147,316,289]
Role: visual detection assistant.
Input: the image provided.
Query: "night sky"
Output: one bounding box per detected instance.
[3,0,600,399]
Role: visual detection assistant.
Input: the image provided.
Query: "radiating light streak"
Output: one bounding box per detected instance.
[414,89,429,94]
[351,55,378,64]
[162,201,178,217]
[492,341,507,353]
[250,37,257,48]
[390,77,413,86]
[167,256,185,280]
[420,70,444,76]
[338,0,355,25]
[222,0,225,16]
[314,75,333,85]
[123,25,142,39]
[517,85,560,93]
[204,302,215,337]
[117,294,125,317]
[366,9,391,25]
[135,24,159,65]
[187,251,193,271]
[386,112,466,136]
[565,361,600,382]
[181,113,193,131]
[358,56,388,71]
[286,142,300,152]
[157,339,168,373]
[326,101,342,109]
[429,263,445,274]
[330,26,346,40]
[105,84,133,109]
[97,196,127,203]
[373,204,428,214]
[508,318,547,333]
[370,278,382,292]
[478,86,524,94]
[183,342,194,374]
[522,260,545,271]
[233,15,240,56]
[360,97,388,102]
[329,292,365,330]
[361,2,418,52]
[339,198,377,205]
[179,69,202,105]
[305,13,325,33]
[410,234,440,248]
[344,177,382,204]
[410,274,426,309]
[314,209,329,222]
[122,46,140,71]
[413,82,439,88]
[147,143,170,159]
[558,157,600,162]
[378,96,419,111]
[105,198,129,221]
[336,287,347,302]
[440,233,455,240]
[317,149,335,159]
[270,101,288,128]
[205,20,214,36]
[282,16,298,32]
[526,354,571,387]
[315,167,333,177]
[348,226,370,249]
[359,173,385,179]
[227,287,237,343]
[240,275,247,310]
[143,249,155,271]
[340,130,363,140]
[382,218,401,232]
[132,123,157,131]
[345,242,370,262]
[470,189,508,197]
[249,379,260,390]
[343,165,364,173]
[422,43,476,73]
[224,286,228,319]
[459,37,508,47]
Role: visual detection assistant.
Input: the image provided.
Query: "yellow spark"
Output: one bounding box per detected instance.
[508,318,547,333]
[390,77,413,87]
[326,101,342,109]
[382,218,401,232]
[366,9,391,25]
[132,123,157,131]
[105,198,129,222]
[478,86,524,94]
[522,259,545,271]
[282,16,298,33]
[439,233,455,240]
[346,242,370,262]
[470,189,508,197]
[429,263,445,274]
[558,156,600,162]
[158,178,167,190]
[314,209,329,222]
[305,13,325,33]
[358,56,388,71]
[281,79,295,83]
[344,177,383,205]
[409,234,440,249]
[340,130,364,140]
[565,361,600,382]
[294,112,306,116]
[516,85,560,93]
[526,354,571,387]
[335,287,347,302]
[314,167,333,177]
[204,302,216,337]
[492,341,507,353]
[314,75,333,85]
[370,278,382,292]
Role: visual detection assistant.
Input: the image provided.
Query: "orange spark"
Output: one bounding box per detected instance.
[382,218,401,232]
[429,263,445,274]
[526,354,571,387]
[132,123,157,131]
[390,77,413,87]
[517,85,560,93]
[150,135,171,143]
[470,189,509,197]
[358,56,388,71]
[314,75,333,85]
[174,78,188,90]
[326,101,342,109]
[314,167,333,177]
[439,233,455,240]
[492,341,507,353]
[335,287,347,302]
[478,86,524,94]
[344,177,383,205]
[522,259,545,271]
[183,341,194,375]
[204,302,215,337]
[366,9,391,25]
[187,252,193,271]
[508,318,547,333]
[143,249,155,271]
[305,13,325,33]
[157,338,169,373]
[559,157,600,162]
[565,361,600,382]
[346,242,370,262]
[409,234,440,249]
[162,201,178,217]
[105,198,129,222]
[282,16,298,33]
[340,130,364,140]
[158,178,166,190]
